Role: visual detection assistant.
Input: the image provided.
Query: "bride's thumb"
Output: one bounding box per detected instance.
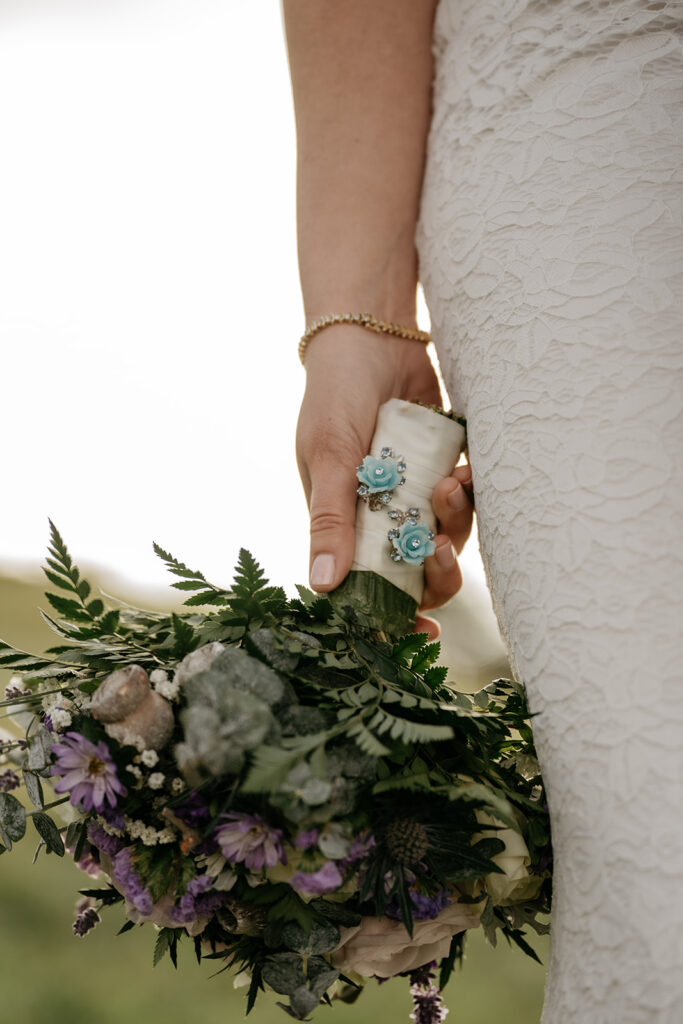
[307,459,358,593]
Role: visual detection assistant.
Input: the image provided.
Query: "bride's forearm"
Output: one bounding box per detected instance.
[282,0,438,325]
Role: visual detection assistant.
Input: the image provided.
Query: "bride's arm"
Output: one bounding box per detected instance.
[283,0,473,616]
[283,0,436,322]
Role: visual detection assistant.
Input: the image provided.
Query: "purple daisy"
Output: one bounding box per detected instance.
[214,812,285,871]
[50,731,127,813]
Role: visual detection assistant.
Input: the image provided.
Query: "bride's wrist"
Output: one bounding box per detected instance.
[299,236,420,328]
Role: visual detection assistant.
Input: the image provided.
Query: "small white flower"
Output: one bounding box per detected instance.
[154,678,180,701]
[150,669,169,685]
[50,708,73,731]
[148,772,165,790]
[157,828,176,844]
[171,777,185,794]
[140,749,159,768]
[95,815,125,837]
[126,765,143,780]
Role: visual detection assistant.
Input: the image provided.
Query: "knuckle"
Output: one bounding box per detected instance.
[309,508,349,537]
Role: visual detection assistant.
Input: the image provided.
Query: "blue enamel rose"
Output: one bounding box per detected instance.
[393,521,436,565]
[357,455,401,494]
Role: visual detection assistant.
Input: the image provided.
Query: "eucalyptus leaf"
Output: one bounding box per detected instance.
[0,792,27,849]
[280,920,340,956]
[32,812,65,856]
[22,769,44,808]
[248,628,300,673]
[27,728,55,773]
[262,953,306,995]
[289,986,319,1019]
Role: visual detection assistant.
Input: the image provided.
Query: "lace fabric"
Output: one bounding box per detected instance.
[416,2,683,1020]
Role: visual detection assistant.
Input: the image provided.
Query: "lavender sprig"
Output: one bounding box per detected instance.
[409,964,449,1024]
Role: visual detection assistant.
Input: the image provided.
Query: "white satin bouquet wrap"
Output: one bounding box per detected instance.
[351,399,466,604]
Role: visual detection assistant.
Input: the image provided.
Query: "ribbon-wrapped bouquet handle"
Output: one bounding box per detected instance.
[330,399,466,637]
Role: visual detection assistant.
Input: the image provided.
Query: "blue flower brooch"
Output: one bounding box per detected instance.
[356,447,436,566]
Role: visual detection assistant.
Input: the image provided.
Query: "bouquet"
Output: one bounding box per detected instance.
[0,399,551,1022]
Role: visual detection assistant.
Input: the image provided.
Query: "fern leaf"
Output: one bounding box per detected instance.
[171,614,196,658]
[152,543,207,582]
[411,641,441,673]
[47,520,73,573]
[346,721,390,757]
[44,593,91,623]
[392,633,430,664]
[0,640,54,673]
[423,665,448,688]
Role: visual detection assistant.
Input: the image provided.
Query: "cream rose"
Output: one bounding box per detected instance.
[329,895,482,978]
[474,810,543,905]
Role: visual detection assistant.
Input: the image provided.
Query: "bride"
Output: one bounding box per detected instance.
[282,1,683,1021]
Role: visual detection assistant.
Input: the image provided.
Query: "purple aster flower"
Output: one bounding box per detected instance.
[294,828,319,850]
[290,860,343,896]
[50,731,127,813]
[44,713,54,733]
[215,813,285,871]
[0,769,21,793]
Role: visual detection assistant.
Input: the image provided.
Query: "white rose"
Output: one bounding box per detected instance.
[329,895,482,978]
[474,810,543,905]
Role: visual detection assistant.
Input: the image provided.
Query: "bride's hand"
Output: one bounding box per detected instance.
[296,327,474,633]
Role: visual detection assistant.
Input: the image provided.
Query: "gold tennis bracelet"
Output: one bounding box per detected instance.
[298,313,431,365]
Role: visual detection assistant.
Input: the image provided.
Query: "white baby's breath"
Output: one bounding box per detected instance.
[140,749,159,768]
[154,677,180,701]
[148,772,165,790]
[50,708,73,731]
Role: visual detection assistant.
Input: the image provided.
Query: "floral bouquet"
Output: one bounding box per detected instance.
[0,400,551,1022]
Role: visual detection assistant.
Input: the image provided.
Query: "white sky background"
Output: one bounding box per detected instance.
[0,0,491,621]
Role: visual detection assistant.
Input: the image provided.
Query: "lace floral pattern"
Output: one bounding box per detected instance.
[416,2,683,1020]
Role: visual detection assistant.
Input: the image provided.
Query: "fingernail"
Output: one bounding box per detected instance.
[460,469,472,486]
[435,540,455,570]
[447,482,467,511]
[310,553,336,589]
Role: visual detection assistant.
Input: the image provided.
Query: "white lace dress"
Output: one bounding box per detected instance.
[416,2,683,1021]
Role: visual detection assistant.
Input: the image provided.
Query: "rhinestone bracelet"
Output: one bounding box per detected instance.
[298,313,431,366]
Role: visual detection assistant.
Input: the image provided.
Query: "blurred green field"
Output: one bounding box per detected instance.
[0,570,547,1024]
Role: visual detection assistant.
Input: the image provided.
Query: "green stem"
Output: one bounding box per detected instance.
[328,570,417,639]
[26,797,70,816]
